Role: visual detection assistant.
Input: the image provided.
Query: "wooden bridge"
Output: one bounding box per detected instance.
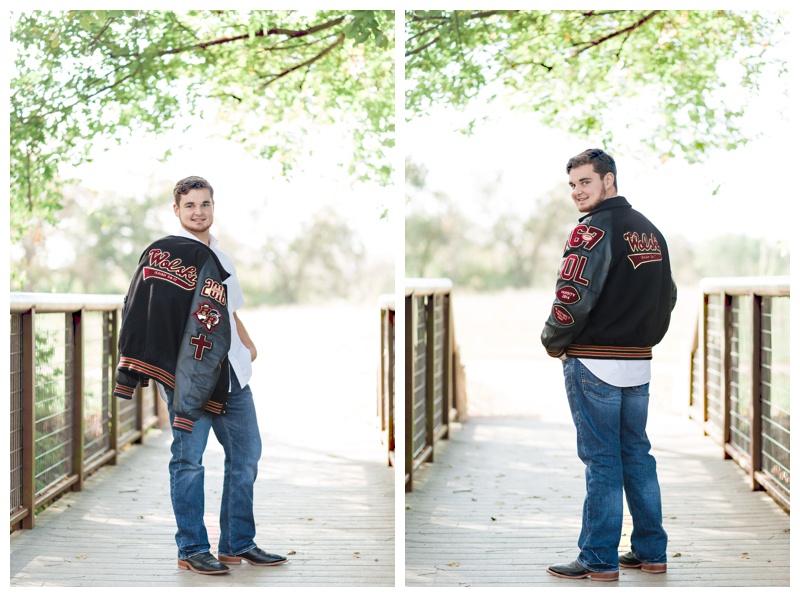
[404,393,790,587]
[8,277,791,587]
[10,300,395,587]
[404,281,790,588]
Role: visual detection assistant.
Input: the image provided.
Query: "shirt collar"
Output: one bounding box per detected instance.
[174,226,218,249]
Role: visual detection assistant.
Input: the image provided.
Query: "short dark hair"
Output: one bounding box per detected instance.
[566,148,618,191]
[173,176,214,206]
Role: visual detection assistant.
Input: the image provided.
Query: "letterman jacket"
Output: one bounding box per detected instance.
[114,235,232,433]
[541,196,677,359]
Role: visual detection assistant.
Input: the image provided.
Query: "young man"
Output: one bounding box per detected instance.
[541,149,677,582]
[116,176,286,575]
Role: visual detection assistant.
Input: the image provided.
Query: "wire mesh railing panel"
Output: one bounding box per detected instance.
[705,294,724,439]
[432,294,446,436]
[34,313,75,494]
[10,314,24,515]
[9,294,173,528]
[690,339,704,421]
[760,296,790,499]
[412,296,428,460]
[142,380,157,424]
[117,394,139,439]
[728,296,753,461]
[82,311,111,462]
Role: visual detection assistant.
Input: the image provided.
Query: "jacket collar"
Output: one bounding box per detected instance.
[579,196,631,221]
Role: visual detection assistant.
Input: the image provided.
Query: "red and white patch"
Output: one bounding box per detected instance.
[556,286,581,304]
[193,302,222,331]
[553,305,574,325]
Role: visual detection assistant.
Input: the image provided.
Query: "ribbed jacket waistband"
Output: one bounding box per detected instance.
[565,344,653,360]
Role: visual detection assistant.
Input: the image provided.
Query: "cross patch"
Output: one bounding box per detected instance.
[190,334,213,360]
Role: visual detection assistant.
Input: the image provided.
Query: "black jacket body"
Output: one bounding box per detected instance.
[541,196,677,359]
[114,235,232,432]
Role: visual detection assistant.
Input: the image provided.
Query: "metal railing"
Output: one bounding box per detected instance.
[377,294,395,468]
[405,279,466,492]
[689,277,790,511]
[10,293,166,530]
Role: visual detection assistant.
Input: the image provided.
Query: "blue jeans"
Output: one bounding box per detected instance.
[165,370,262,560]
[562,358,667,572]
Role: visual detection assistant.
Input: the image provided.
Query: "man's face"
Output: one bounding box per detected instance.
[174,188,214,235]
[568,163,615,213]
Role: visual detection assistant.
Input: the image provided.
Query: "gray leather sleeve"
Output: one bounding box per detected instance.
[171,256,232,431]
[541,216,612,357]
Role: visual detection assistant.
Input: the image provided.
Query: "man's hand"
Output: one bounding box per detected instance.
[233,312,257,362]
[559,354,568,361]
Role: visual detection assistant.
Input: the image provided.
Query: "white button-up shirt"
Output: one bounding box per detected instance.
[172,227,253,388]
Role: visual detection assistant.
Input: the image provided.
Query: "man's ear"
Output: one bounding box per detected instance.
[605,172,615,190]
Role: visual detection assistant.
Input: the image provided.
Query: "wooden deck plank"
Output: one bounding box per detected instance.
[404,413,790,587]
[406,290,790,588]
[10,304,395,587]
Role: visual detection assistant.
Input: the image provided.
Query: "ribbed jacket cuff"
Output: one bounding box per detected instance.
[172,414,196,433]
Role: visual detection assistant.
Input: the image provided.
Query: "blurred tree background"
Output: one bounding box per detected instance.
[405,158,789,291]
[404,10,789,290]
[406,9,786,161]
[10,9,394,303]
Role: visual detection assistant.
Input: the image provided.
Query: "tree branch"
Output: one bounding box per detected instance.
[504,58,553,72]
[406,23,441,44]
[571,10,662,57]
[405,35,441,57]
[453,11,466,66]
[260,32,346,88]
[111,16,346,59]
[265,16,346,38]
[405,10,508,58]
[409,10,507,22]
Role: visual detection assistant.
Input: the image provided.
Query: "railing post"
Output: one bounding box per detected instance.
[21,309,36,529]
[135,357,145,443]
[722,294,732,459]
[71,310,85,491]
[382,304,395,466]
[388,310,395,461]
[701,293,710,430]
[441,292,452,437]
[749,294,763,491]
[109,310,119,464]
[378,310,385,430]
